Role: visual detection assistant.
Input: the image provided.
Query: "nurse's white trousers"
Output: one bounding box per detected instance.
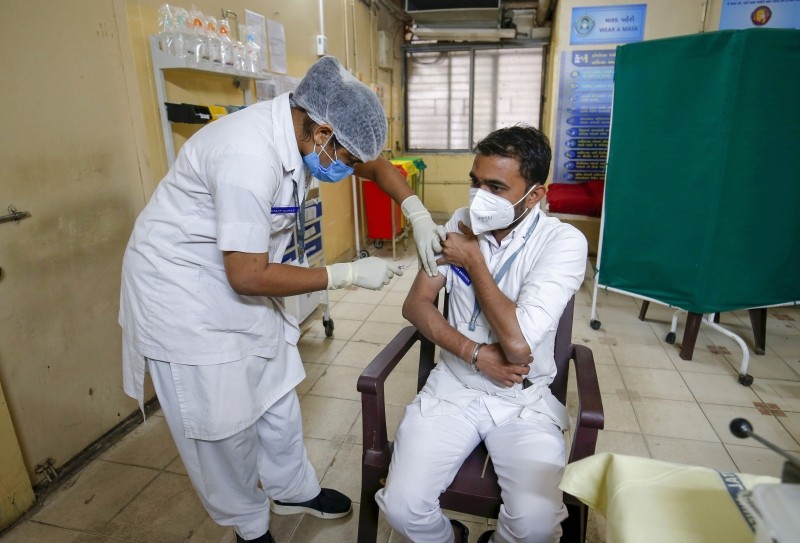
[376,398,567,543]
[149,359,320,540]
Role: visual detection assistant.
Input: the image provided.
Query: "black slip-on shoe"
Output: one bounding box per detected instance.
[271,488,352,519]
[477,529,495,543]
[450,519,469,543]
[235,530,276,543]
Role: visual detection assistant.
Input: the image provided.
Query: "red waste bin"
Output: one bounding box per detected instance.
[362,168,406,240]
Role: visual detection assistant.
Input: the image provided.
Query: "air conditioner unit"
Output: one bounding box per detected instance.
[406,0,505,41]
[406,0,502,27]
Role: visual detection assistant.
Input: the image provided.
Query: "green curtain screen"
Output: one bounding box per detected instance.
[599,29,800,314]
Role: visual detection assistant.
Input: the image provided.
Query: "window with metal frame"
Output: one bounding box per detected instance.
[405,45,544,151]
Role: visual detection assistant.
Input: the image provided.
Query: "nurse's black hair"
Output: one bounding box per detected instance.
[294,103,342,151]
[473,124,551,189]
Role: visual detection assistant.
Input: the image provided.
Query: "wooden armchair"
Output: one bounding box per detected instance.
[356,296,604,542]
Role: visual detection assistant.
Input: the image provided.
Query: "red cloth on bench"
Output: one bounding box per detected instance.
[547,181,604,218]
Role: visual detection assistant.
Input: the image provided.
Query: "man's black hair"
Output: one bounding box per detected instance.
[473,124,551,189]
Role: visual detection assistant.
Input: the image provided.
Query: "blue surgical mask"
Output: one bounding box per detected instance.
[302,135,354,183]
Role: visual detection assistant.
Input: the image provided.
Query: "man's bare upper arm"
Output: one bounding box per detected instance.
[403,268,447,322]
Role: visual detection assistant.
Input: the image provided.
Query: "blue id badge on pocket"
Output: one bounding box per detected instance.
[452,265,471,286]
[271,206,299,214]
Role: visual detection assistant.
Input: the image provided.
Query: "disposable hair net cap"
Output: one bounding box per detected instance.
[293,56,387,162]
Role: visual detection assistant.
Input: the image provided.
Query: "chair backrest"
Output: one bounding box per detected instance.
[551,295,576,404]
[418,293,576,399]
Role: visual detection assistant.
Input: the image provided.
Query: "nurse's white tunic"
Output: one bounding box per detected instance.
[119,93,306,440]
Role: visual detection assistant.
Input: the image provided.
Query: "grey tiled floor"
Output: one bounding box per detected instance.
[3,247,799,543]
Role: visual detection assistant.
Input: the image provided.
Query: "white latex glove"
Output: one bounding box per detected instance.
[326,257,404,290]
[401,195,447,277]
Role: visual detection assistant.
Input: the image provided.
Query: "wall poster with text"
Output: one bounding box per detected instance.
[570,4,646,45]
[553,49,615,184]
[553,4,646,185]
[719,0,800,30]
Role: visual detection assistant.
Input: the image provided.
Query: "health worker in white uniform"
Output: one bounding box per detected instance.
[376,125,588,543]
[118,56,442,543]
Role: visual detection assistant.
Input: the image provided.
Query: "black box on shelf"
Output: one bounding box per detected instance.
[165,102,212,124]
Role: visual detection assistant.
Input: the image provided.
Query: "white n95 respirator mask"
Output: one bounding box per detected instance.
[468,185,535,235]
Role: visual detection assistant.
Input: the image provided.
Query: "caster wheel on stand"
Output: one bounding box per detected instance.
[374,240,384,249]
[590,320,601,330]
[738,374,754,387]
[359,250,370,259]
[323,318,334,338]
[665,332,676,344]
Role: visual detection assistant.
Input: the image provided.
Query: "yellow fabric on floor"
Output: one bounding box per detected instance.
[560,452,780,543]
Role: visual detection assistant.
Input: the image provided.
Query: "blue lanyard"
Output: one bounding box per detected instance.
[270,174,308,263]
[467,212,540,331]
[292,174,309,263]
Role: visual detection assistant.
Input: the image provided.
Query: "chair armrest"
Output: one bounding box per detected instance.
[358,326,420,453]
[358,326,420,394]
[569,343,604,462]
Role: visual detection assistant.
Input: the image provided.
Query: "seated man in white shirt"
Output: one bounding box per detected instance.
[375,125,588,543]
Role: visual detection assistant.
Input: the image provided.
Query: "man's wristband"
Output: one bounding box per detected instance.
[470,342,486,373]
